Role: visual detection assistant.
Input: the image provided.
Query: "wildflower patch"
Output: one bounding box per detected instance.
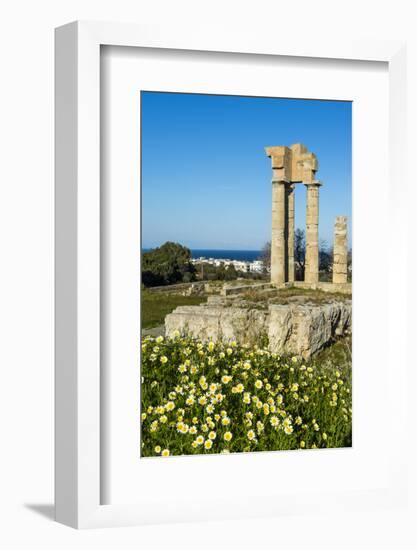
[141,334,352,457]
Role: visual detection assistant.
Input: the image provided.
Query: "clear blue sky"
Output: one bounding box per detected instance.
[141,91,351,250]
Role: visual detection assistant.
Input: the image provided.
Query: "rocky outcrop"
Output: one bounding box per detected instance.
[165,299,351,359]
[268,302,351,358]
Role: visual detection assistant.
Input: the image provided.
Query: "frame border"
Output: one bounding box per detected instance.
[55,20,407,528]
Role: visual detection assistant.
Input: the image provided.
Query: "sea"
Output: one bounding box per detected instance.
[143,248,262,262]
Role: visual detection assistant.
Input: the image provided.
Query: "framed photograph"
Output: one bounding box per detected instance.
[55,21,407,528]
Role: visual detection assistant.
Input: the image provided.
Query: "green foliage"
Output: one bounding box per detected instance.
[224,264,238,281]
[237,271,265,281]
[142,242,196,287]
[198,262,240,281]
[140,336,352,457]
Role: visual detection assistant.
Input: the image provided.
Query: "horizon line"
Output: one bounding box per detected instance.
[142,245,264,251]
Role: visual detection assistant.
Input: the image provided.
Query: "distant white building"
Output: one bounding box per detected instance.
[191,256,264,274]
[231,260,250,272]
[249,260,264,273]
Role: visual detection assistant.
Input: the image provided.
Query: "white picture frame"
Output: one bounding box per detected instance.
[55,20,407,529]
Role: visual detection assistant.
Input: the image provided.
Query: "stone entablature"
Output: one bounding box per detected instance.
[265,143,319,184]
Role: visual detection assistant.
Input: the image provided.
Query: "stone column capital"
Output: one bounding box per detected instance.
[304,179,322,187]
[271,178,290,185]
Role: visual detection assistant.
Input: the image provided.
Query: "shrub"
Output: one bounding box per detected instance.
[142,242,196,287]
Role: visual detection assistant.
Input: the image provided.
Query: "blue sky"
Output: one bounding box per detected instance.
[141,92,351,250]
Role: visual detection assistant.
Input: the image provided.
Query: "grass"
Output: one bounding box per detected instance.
[241,286,351,307]
[269,287,351,304]
[314,335,352,372]
[141,290,207,329]
[222,278,268,287]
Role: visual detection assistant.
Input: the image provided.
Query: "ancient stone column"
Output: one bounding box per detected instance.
[304,181,321,285]
[287,183,295,283]
[333,216,348,284]
[271,180,287,285]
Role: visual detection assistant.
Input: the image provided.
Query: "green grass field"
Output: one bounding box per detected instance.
[141,290,207,329]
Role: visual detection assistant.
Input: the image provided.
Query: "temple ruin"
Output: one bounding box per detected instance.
[265,143,349,288]
[163,142,351,357]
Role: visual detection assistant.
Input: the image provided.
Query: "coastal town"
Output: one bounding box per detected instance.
[190,256,266,274]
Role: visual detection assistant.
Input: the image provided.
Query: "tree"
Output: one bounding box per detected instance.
[261,232,306,279]
[260,241,271,272]
[216,263,227,281]
[196,262,217,281]
[319,239,332,275]
[257,232,338,282]
[294,228,306,280]
[142,241,196,287]
[224,264,238,281]
[182,271,193,283]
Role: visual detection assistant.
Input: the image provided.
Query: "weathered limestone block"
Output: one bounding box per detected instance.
[333,216,348,284]
[268,302,351,358]
[165,304,269,347]
[165,305,223,342]
[165,300,351,359]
